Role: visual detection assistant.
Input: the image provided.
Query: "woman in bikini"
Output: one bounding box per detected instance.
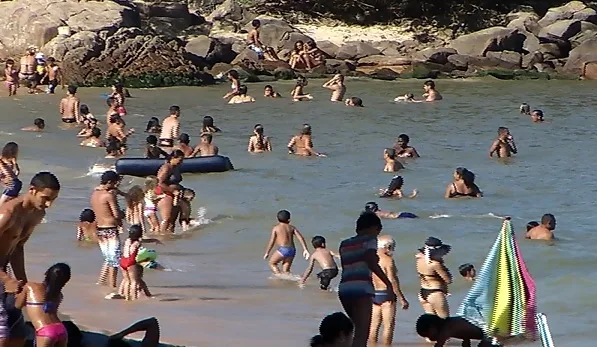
[119,225,161,301]
[156,150,185,233]
[15,263,71,347]
[444,167,483,199]
[223,70,240,99]
[248,124,272,153]
[0,142,22,205]
[415,237,452,318]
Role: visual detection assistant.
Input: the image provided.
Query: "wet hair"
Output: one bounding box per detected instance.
[90,127,101,138]
[520,103,530,114]
[277,209,291,223]
[532,110,544,119]
[168,149,185,161]
[526,220,539,232]
[356,211,382,234]
[398,134,410,144]
[30,172,60,191]
[416,314,444,339]
[100,170,120,185]
[498,126,509,134]
[384,148,396,159]
[179,133,190,145]
[128,224,143,241]
[349,97,363,107]
[301,123,312,135]
[169,105,180,114]
[67,85,77,95]
[381,176,404,198]
[312,236,326,249]
[254,124,265,149]
[455,167,476,188]
[202,133,213,143]
[2,142,18,159]
[106,97,117,107]
[406,93,414,99]
[541,213,555,226]
[43,263,71,313]
[364,201,379,213]
[34,118,45,129]
[423,80,435,88]
[79,209,95,223]
[80,104,90,115]
[459,263,475,277]
[126,185,144,206]
[227,69,239,80]
[310,312,354,347]
[296,76,307,87]
[203,116,215,127]
[183,188,196,201]
[238,84,248,95]
[264,85,273,90]
[146,117,160,132]
[146,135,158,145]
[5,59,14,65]
[251,19,261,28]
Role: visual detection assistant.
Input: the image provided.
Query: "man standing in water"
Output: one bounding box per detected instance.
[423,80,442,101]
[18,47,37,94]
[91,171,123,297]
[526,214,556,240]
[0,172,60,347]
[489,127,517,158]
[159,106,181,154]
[59,86,81,124]
[322,74,346,102]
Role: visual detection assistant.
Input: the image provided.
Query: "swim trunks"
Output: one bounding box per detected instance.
[0,291,27,339]
[316,268,339,290]
[248,44,264,59]
[18,73,36,83]
[159,138,173,147]
[372,289,393,305]
[47,79,58,94]
[96,227,121,268]
[2,177,22,198]
[61,118,76,124]
[277,246,296,258]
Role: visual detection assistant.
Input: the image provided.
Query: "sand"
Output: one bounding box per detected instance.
[293,24,414,46]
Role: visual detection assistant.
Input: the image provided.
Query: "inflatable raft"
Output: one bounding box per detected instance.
[115,155,234,177]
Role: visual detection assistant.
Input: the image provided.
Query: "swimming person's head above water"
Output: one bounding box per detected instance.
[203,115,215,127]
[301,123,312,135]
[541,213,556,230]
[458,263,476,280]
[381,175,404,198]
[277,210,291,224]
[520,103,531,115]
[531,109,544,122]
[179,133,190,145]
[364,201,379,213]
[34,118,45,130]
[79,208,95,223]
[310,312,354,347]
[345,97,363,107]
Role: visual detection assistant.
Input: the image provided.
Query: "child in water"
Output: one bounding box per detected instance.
[300,236,339,290]
[143,177,164,234]
[178,188,196,231]
[119,225,162,301]
[4,59,19,96]
[125,185,145,232]
[291,76,313,101]
[77,208,97,242]
[383,148,404,172]
[379,176,418,199]
[21,118,45,132]
[15,263,71,347]
[416,313,497,347]
[459,263,476,281]
[264,210,310,275]
[394,93,419,102]
[145,117,161,134]
[364,202,418,219]
[310,312,354,347]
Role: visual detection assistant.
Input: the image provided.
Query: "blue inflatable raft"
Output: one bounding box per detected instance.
[115,155,234,177]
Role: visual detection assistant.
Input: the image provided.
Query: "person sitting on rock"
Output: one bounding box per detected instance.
[290,40,309,70]
[229,85,256,104]
[290,76,313,101]
[247,19,278,62]
[304,41,325,68]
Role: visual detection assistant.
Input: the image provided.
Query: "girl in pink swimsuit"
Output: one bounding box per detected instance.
[15,263,71,347]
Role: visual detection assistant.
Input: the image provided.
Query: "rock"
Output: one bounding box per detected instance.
[325,59,356,75]
[357,55,411,66]
[316,40,339,59]
[189,0,225,13]
[507,12,541,35]
[369,68,400,81]
[277,31,315,52]
[209,62,233,76]
[447,54,520,72]
[582,61,597,79]
[538,1,588,27]
[521,29,542,53]
[573,8,597,24]
[486,51,522,67]
[185,36,214,58]
[533,62,556,73]
[242,18,313,52]
[205,39,237,65]
[356,55,412,76]
[570,29,597,48]
[207,0,242,21]
[522,52,544,69]
[412,47,457,65]
[539,34,572,57]
[370,40,402,56]
[335,42,381,60]
[231,48,259,65]
[447,54,470,70]
[134,1,191,19]
[538,43,563,59]
[41,31,104,62]
[580,21,597,32]
[538,20,581,40]
[273,66,296,80]
[450,27,525,56]
[411,61,442,79]
[564,38,597,75]
[0,0,139,58]
[144,17,191,38]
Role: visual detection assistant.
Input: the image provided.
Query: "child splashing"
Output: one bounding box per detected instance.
[15,263,71,347]
[143,177,163,234]
[119,225,162,300]
[125,185,145,232]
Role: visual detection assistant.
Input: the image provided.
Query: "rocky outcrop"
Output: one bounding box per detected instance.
[564,38,597,75]
[449,27,525,56]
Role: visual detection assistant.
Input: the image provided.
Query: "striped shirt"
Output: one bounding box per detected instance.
[338,234,378,297]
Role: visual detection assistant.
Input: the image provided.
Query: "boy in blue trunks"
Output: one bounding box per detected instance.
[264,210,310,275]
[300,236,339,290]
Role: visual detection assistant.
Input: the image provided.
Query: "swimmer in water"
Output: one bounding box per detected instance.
[263,210,310,275]
[223,70,240,99]
[145,135,168,159]
[526,213,555,240]
[394,134,420,158]
[175,133,194,157]
[80,127,105,148]
[526,220,539,233]
[416,314,495,347]
[22,118,45,132]
[201,115,221,134]
[394,93,421,102]
[264,85,281,98]
[248,124,272,153]
[344,97,363,107]
[76,208,98,242]
[80,104,94,122]
[323,74,346,102]
[520,103,531,115]
[291,76,313,101]
[459,263,476,282]
[364,202,418,219]
[145,117,161,134]
[288,124,326,157]
[379,176,418,199]
[105,138,123,158]
[228,85,256,104]
[369,235,409,346]
[191,133,219,157]
[300,236,339,290]
[422,80,442,101]
[77,117,98,138]
[489,127,517,158]
[445,167,482,199]
[383,148,404,172]
[310,312,354,347]
[531,109,544,122]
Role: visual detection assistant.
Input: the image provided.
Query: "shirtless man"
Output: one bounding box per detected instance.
[91,171,123,295]
[174,133,194,157]
[191,134,219,157]
[107,115,134,144]
[159,106,181,153]
[369,235,409,346]
[322,74,346,102]
[263,210,310,275]
[59,86,81,124]
[526,214,556,240]
[247,19,265,60]
[287,124,325,157]
[19,47,37,94]
[0,172,60,347]
[423,80,443,101]
[489,127,517,158]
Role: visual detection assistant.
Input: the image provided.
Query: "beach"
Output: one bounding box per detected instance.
[6,78,597,346]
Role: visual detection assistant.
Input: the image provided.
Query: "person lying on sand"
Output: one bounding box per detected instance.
[108,317,160,347]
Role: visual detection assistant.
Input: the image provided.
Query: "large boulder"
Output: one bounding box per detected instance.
[0,0,139,59]
[450,27,526,56]
[447,54,520,71]
[538,43,563,59]
[507,12,542,35]
[41,31,104,62]
[357,55,411,66]
[143,17,192,37]
[564,38,597,75]
[538,20,582,40]
[316,40,339,58]
[573,8,597,23]
[205,38,237,65]
[356,55,411,76]
[134,1,191,19]
[370,40,403,56]
[521,29,541,53]
[335,42,381,60]
[324,59,356,75]
[538,1,590,27]
[242,18,313,52]
[207,0,242,21]
[411,47,457,64]
[185,35,214,58]
[486,51,522,67]
[570,28,597,47]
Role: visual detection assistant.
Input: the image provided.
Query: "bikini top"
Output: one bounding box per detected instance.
[26,294,63,313]
[449,183,478,198]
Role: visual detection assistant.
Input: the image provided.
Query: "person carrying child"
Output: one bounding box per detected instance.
[119,225,162,301]
[300,236,339,290]
[263,210,310,275]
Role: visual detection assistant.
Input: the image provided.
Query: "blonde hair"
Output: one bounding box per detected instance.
[144,176,158,193]
[126,185,144,207]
